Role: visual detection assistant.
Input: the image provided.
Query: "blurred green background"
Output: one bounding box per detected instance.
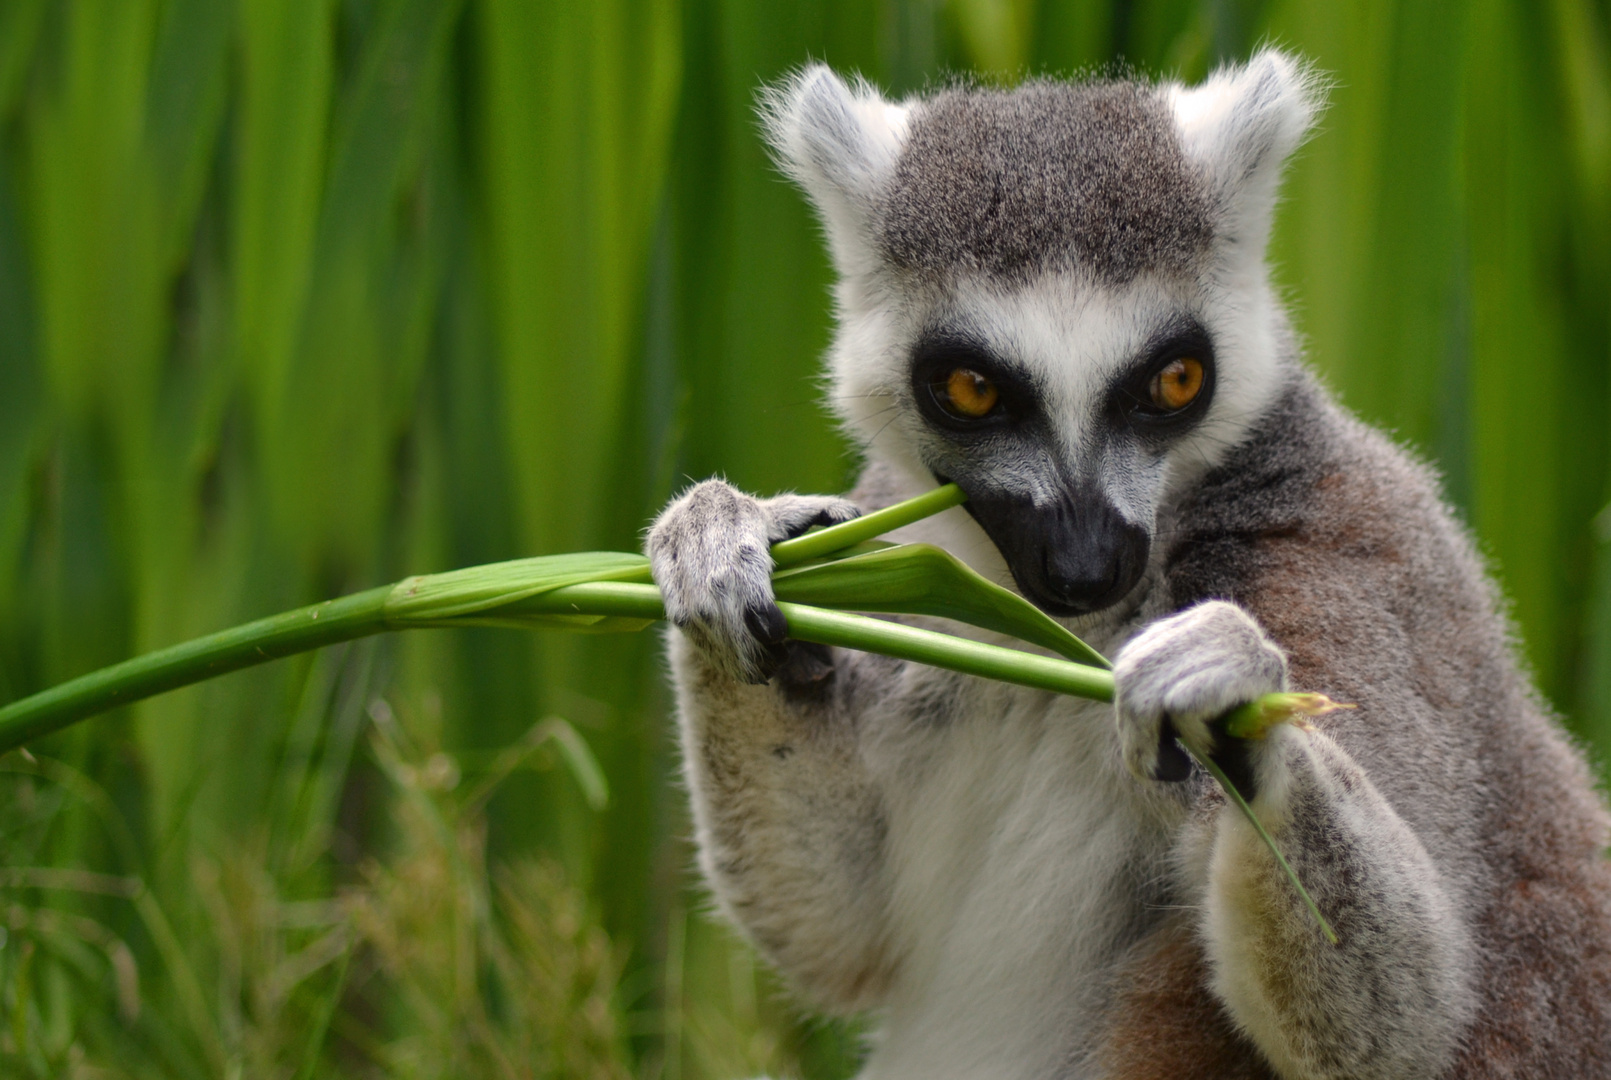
[0,0,1606,1075]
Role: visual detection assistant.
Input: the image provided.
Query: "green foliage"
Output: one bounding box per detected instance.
[0,0,1606,1075]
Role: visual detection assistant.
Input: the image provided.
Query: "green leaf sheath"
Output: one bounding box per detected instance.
[384,551,654,620]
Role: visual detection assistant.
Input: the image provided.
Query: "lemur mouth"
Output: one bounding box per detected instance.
[950,480,1150,618]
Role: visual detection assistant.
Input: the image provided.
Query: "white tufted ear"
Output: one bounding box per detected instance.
[759,65,909,275]
[1167,49,1326,263]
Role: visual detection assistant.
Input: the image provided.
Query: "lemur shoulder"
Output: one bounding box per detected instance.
[647,51,1611,1079]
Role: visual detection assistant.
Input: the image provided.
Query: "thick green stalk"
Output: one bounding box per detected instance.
[0,580,1112,757]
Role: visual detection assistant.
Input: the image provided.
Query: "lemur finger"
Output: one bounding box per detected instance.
[742,602,793,683]
[776,639,836,691]
[762,495,862,542]
[752,497,857,682]
[1153,720,1194,782]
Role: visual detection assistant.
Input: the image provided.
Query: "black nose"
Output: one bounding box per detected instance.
[1040,513,1149,613]
[963,484,1150,617]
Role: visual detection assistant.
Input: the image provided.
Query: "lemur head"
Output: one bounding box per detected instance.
[763,51,1323,617]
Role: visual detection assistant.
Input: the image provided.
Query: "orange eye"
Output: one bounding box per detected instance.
[1148,357,1204,411]
[938,368,999,418]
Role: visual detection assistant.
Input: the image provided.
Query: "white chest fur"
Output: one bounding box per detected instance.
[857,677,1173,1080]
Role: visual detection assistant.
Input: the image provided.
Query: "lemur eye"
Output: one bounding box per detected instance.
[935,368,1000,419]
[1148,357,1204,411]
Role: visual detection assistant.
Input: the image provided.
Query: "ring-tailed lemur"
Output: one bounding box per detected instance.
[647,51,1611,1079]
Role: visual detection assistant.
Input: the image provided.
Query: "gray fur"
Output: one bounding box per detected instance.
[877,80,1216,283]
[651,50,1611,1080]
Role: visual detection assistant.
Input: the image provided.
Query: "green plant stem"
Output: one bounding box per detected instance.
[0,587,396,756]
[526,582,1115,701]
[0,485,974,754]
[0,580,1114,757]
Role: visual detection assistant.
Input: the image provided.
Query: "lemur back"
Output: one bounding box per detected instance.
[649,51,1611,1079]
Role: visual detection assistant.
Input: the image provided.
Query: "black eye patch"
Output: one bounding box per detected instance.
[909,332,1040,434]
[1108,318,1216,435]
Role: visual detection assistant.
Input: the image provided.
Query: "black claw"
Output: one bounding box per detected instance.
[1208,714,1260,801]
[1152,719,1193,782]
[775,641,837,702]
[782,506,857,540]
[743,603,792,684]
[744,602,789,647]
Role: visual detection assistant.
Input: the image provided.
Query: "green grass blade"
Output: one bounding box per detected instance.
[145,0,232,265]
[1196,751,1340,946]
[773,542,1109,668]
[541,718,612,812]
[770,483,968,566]
[0,0,46,118]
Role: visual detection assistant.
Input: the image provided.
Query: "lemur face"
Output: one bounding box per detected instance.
[764,53,1318,615]
[895,282,1221,615]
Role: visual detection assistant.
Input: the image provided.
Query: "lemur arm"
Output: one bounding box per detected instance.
[669,637,897,1009]
[1203,725,1473,1079]
[650,480,898,1010]
[1116,602,1474,1080]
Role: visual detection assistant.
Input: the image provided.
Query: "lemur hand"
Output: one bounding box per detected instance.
[648,479,860,685]
[1112,600,1288,788]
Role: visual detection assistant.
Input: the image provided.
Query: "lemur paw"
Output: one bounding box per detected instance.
[1112,600,1288,785]
[648,479,859,685]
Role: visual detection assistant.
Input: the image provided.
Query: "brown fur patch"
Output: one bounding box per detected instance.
[1091,919,1275,1080]
[1446,871,1611,1079]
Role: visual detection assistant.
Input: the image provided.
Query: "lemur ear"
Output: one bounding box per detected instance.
[1168,49,1326,261]
[759,65,909,274]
